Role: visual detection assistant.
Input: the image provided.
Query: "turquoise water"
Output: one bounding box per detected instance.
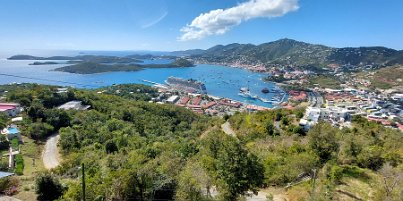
[0,58,287,107]
[7,127,19,134]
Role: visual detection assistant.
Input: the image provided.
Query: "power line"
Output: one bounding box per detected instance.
[0,73,97,88]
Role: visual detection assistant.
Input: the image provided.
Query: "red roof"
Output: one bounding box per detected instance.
[192,96,202,105]
[0,105,17,112]
[202,101,217,109]
[179,96,190,105]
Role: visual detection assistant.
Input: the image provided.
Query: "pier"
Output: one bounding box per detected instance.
[140,79,168,89]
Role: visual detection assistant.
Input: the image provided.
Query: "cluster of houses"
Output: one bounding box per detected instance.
[155,91,246,115]
[0,100,90,171]
[300,88,403,132]
[149,88,261,116]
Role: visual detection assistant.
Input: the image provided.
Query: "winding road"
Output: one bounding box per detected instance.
[42,133,61,169]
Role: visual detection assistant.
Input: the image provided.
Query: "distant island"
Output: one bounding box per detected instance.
[29,61,60,65]
[8,54,194,74]
[53,58,195,74]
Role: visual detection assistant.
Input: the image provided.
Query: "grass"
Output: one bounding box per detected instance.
[355,65,403,89]
[308,75,342,89]
[13,136,46,200]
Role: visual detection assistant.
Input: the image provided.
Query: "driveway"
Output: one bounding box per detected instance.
[42,133,61,169]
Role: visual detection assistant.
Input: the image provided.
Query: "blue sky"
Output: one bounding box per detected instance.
[0,0,402,51]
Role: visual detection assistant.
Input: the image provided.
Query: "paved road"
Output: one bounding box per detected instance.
[221,122,236,137]
[308,91,324,107]
[42,133,61,169]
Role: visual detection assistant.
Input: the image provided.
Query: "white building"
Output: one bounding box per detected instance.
[166,95,179,104]
[300,106,350,130]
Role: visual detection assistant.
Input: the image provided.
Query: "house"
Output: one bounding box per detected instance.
[57,101,90,110]
[300,107,350,130]
[191,96,202,105]
[166,95,180,104]
[56,87,68,93]
[0,103,22,117]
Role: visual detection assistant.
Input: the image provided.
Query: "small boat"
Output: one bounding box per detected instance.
[238,87,258,100]
[261,88,270,93]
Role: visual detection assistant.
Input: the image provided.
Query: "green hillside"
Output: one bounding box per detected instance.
[191,39,403,69]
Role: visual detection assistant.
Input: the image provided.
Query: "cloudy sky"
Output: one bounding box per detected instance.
[1,0,403,51]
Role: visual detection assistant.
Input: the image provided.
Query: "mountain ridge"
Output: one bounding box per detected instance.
[176,38,403,68]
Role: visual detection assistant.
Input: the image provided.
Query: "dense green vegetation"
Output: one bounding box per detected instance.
[1,83,402,200]
[228,111,403,200]
[97,84,159,101]
[14,154,24,175]
[35,173,64,201]
[8,54,194,74]
[54,62,143,74]
[191,39,403,69]
[29,61,59,65]
[307,75,343,89]
[54,58,194,74]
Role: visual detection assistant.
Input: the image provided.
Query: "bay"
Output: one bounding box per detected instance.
[0,58,287,107]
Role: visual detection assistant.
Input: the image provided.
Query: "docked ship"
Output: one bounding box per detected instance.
[165,76,207,94]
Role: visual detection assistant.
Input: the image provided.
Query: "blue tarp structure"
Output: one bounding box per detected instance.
[0,171,14,179]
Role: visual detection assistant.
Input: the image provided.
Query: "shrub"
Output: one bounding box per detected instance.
[14,154,24,175]
[35,173,64,201]
[0,177,19,195]
[10,138,19,150]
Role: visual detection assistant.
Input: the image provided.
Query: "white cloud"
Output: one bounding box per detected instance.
[179,0,299,41]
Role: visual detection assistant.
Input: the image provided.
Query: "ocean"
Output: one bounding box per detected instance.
[0,54,287,107]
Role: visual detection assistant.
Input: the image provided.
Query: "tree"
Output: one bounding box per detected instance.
[175,159,213,201]
[44,109,71,129]
[105,140,118,154]
[357,145,384,170]
[0,114,7,129]
[35,173,64,201]
[378,163,402,201]
[27,100,45,120]
[265,122,275,136]
[202,132,264,201]
[292,125,305,136]
[308,122,339,162]
[28,122,54,140]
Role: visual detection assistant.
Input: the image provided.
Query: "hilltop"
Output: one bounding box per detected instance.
[53,58,194,74]
[7,39,403,72]
[179,39,403,69]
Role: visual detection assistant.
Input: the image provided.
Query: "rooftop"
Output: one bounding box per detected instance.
[57,101,90,110]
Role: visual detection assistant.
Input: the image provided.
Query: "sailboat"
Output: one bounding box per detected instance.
[238,81,258,99]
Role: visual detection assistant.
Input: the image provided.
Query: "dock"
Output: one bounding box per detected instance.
[141,79,168,89]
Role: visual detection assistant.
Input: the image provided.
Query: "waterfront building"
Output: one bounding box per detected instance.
[166,95,180,104]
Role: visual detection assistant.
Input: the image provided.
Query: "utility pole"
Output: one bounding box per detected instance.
[82,163,85,201]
